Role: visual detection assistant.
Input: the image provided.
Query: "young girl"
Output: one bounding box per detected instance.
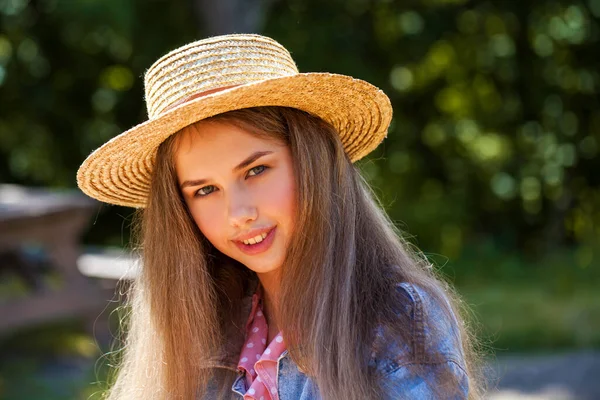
[78,34,483,399]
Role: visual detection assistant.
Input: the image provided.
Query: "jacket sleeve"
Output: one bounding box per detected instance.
[380,359,469,399]
[372,282,471,399]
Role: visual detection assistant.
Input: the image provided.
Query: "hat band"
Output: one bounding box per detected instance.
[162,85,239,115]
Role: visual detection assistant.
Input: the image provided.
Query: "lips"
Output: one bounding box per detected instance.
[233,227,276,256]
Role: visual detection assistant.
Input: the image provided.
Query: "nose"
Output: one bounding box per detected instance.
[227,189,258,228]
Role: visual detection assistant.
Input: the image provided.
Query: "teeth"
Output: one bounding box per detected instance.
[242,232,269,245]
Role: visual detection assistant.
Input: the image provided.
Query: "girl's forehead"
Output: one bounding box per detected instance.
[173,120,288,175]
[177,120,280,151]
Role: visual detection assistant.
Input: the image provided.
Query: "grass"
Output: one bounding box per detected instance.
[460,284,600,353]
[0,321,111,400]
[435,242,600,354]
[0,355,103,400]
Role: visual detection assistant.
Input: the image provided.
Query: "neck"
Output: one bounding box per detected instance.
[256,269,281,333]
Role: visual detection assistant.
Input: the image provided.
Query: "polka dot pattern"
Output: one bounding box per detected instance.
[237,285,286,400]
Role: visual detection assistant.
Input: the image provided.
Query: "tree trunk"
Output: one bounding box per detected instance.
[193,0,266,35]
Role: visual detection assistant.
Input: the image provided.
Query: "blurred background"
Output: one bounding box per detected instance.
[0,0,599,399]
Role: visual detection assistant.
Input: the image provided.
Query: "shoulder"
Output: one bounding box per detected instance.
[370,282,469,398]
[372,282,466,369]
[398,282,465,362]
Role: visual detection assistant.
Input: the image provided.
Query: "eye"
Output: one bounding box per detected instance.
[194,185,217,197]
[247,165,267,177]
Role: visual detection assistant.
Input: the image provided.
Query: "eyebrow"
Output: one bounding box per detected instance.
[180,150,274,189]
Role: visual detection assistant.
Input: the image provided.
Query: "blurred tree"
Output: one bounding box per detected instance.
[0,0,598,262]
[193,0,266,34]
[0,0,199,245]
[263,0,600,260]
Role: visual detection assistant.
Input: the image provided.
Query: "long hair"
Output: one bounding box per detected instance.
[102,106,484,399]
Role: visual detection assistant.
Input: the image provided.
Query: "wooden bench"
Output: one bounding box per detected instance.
[0,184,116,338]
[78,248,140,281]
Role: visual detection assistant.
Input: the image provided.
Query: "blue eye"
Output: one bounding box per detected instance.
[247,165,267,177]
[193,166,267,198]
[195,185,217,197]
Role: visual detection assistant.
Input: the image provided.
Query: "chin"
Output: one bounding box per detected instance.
[242,256,284,275]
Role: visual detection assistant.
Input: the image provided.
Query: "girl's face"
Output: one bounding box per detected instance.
[174,120,296,276]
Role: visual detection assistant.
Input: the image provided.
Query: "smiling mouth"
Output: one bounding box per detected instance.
[240,232,268,245]
[234,227,276,255]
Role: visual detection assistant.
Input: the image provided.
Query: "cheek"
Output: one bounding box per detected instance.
[260,170,296,226]
[189,203,224,244]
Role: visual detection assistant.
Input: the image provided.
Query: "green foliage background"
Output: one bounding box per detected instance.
[2,0,599,259]
[1,0,599,359]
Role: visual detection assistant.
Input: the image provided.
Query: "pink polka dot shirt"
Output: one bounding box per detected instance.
[237,285,286,400]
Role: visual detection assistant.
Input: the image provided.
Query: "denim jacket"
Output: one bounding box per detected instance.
[203,282,469,399]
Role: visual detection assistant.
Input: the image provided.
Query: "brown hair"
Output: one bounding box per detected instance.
[103,107,485,399]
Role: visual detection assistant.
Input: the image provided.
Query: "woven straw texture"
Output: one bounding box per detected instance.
[77,34,393,208]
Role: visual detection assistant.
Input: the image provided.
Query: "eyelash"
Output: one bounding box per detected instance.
[194,165,268,198]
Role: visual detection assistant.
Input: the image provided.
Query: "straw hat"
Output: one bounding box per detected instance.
[77,34,393,208]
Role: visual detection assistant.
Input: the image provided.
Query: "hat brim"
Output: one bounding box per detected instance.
[77,73,392,208]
